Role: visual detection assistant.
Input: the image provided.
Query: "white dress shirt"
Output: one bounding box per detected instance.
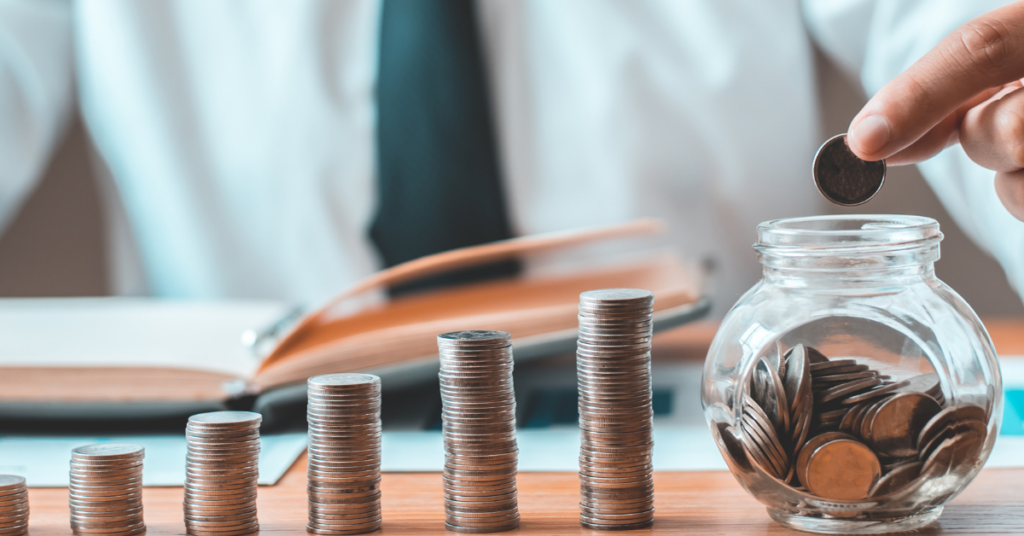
[1,0,1021,314]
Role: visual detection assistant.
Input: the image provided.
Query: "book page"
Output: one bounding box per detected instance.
[0,298,290,378]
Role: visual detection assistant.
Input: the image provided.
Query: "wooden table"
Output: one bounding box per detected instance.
[23,318,1024,535]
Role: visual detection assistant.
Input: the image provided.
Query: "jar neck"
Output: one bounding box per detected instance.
[762,261,936,287]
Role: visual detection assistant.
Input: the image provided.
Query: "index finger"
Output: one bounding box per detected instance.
[848,2,1024,161]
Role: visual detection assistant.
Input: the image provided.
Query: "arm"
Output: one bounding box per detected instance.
[804,0,1024,297]
[0,0,74,233]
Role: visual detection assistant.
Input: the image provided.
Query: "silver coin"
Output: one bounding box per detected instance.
[580,487,654,502]
[186,438,261,449]
[308,497,381,510]
[0,506,29,517]
[184,526,259,536]
[185,433,260,444]
[442,482,516,496]
[189,411,262,426]
[0,489,26,501]
[71,443,145,459]
[444,506,516,518]
[183,521,259,535]
[185,453,261,464]
[306,523,381,535]
[445,490,517,503]
[308,373,380,389]
[307,489,381,503]
[307,513,382,526]
[69,522,146,534]
[184,468,259,479]
[68,485,142,500]
[68,513,139,524]
[69,465,142,477]
[66,492,140,505]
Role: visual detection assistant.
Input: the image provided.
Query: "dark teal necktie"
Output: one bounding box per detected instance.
[372,0,520,295]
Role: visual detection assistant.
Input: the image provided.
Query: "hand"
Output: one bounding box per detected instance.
[847,2,1024,221]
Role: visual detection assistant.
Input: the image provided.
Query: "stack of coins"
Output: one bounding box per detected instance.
[737,344,988,500]
[68,444,145,536]
[438,330,520,533]
[0,475,28,536]
[184,411,262,536]
[576,289,655,530]
[306,373,382,535]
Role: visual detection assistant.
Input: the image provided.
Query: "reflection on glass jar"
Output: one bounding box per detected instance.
[702,215,1001,534]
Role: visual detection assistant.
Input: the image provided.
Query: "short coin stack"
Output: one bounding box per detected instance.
[184,411,262,536]
[68,443,145,536]
[0,475,29,536]
[576,289,655,530]
[438,330,520,533]
[306,373,383,535]
[736,344,988,501]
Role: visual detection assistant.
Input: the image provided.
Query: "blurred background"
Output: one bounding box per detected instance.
[3,49,1021,316]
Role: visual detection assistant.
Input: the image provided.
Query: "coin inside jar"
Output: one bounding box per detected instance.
[868,393,942,458]
[729,343,989,503]
[804,438,880,500]
[813,133,886,206]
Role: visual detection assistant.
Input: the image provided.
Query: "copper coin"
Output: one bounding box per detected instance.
[919,419,987,463]
[716,423,754,475]
[869,461,922,497]
[805,347,830,364]
[869,393,942,457]
[857,396,893,441]
[839,401,871,433]
[753,357,789,435]
[917,404,987,454]
[782,345,810,415]
[816,377,883,404]
[842,379,911,405]
[804,438,881,500]
[742,398,788,473]
[796,432,854,486]
[741,418,786,479]
[789,393,814,456]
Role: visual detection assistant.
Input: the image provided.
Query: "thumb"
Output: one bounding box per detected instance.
[848,2,1024,162]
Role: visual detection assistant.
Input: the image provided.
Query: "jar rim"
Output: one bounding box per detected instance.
[755,214,941,254]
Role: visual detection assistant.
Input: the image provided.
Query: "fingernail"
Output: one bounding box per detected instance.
[849,115,891,155]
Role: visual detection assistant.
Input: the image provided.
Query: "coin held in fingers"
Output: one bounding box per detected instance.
[813,133,886,206]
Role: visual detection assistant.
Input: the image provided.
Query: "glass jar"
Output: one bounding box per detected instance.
[701,215,1001,534]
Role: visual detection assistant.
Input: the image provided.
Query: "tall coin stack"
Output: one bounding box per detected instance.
[184,411,262,536]
[306,373,383,535]
[69,444,146,536]
[576,289,655,530]
[0,475,28,536]
[438,330,520,533]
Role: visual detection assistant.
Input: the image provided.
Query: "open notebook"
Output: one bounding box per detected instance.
[0,220,709,419]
